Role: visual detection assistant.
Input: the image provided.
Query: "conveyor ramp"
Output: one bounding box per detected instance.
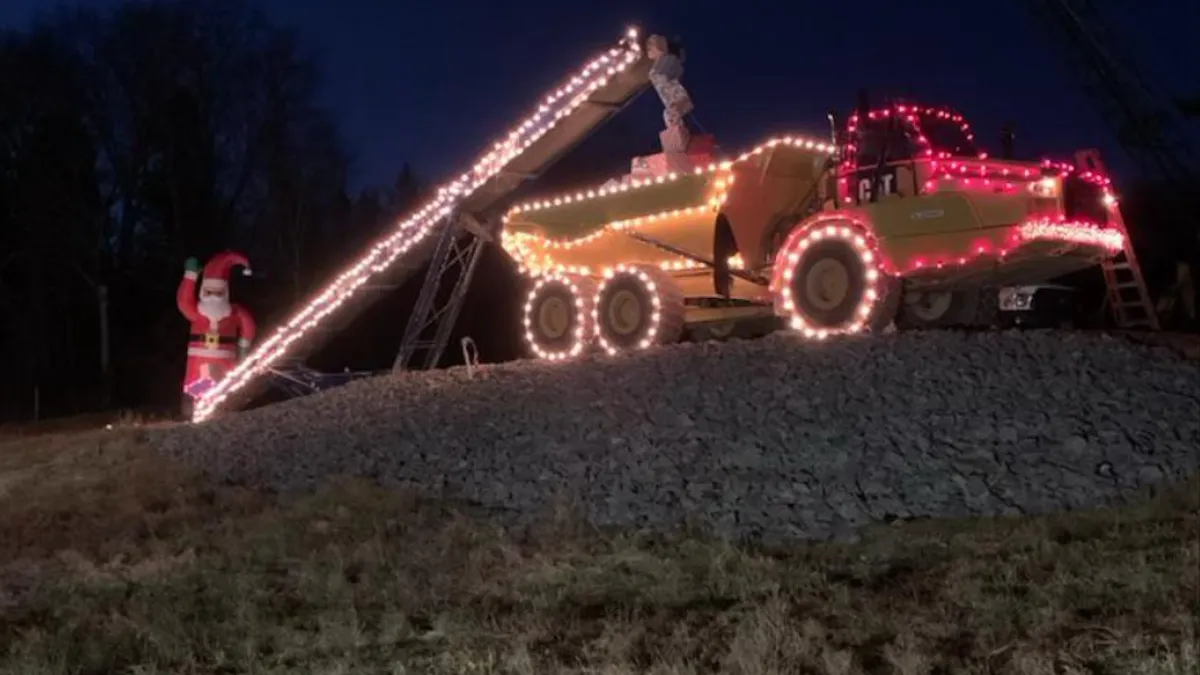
[193,28,654,421]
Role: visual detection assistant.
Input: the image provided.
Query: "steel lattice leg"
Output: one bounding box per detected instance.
[392,213,491,372]
[420,236,487,369]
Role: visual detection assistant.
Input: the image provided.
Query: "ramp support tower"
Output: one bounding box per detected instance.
[392,211,496,371]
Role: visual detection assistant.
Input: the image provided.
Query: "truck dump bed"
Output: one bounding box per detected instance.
[503,168,725,276]
[501,138,834,276]
[720,142,833,268]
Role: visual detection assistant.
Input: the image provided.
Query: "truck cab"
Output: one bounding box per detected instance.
[822,103,1120,285]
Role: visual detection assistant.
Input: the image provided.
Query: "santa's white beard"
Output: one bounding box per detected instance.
[198,296,232,322]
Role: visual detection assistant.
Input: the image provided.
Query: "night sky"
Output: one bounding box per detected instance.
[3,0,1196,192]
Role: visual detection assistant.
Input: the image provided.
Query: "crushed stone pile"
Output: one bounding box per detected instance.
[150,331,1200,543]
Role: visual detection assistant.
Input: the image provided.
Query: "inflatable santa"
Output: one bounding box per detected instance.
[177,250,256,416]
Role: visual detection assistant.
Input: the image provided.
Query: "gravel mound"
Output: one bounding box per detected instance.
[151,331,1200,543]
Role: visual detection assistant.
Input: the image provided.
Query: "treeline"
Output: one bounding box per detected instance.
[0,0,428,421]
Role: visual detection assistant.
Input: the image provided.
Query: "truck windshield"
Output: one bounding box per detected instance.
[917,114,978,157]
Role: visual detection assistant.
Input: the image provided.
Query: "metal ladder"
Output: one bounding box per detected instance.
[1074,149,1160,331]
[1101,240,1159,330]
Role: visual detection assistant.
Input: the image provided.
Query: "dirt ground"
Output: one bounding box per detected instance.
[0,425,1196,675]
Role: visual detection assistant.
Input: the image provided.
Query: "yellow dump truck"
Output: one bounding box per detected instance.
[502,102,1131,358]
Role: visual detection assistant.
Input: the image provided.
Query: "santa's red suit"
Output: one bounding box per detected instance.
[177,251,256,408]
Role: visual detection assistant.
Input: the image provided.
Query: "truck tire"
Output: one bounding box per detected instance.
[594,264,685,354]
[774,222,899,336]
[689,316,784,342]
[522,273,597,360]
[897,286,1000,330]
[896,288,979,329]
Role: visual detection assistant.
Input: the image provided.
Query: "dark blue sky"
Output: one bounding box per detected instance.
[3,0,1196,191]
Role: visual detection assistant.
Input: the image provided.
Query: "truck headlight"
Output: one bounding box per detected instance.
[1028,177,1059,199]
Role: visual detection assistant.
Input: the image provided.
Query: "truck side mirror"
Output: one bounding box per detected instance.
[856,90,870,119]
[1000,124,1016,159]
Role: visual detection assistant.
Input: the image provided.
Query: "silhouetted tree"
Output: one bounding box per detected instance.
[1177,95,1200,118]
[0,27,106,416]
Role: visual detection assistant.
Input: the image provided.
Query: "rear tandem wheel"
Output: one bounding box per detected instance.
[522,273,598,359]
[896,286,1000,330]
[593,264,686,354]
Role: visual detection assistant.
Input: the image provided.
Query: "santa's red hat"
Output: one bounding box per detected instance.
[201,251,251,291]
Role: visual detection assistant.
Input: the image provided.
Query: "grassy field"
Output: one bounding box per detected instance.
[0,424,1196,675]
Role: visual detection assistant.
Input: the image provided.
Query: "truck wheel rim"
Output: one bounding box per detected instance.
[805,258,851,310]
[537,296,571,340]
[608,289,642,335]
[908,291,953,321]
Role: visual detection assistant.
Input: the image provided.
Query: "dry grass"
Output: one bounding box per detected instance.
[0,428,1196,675]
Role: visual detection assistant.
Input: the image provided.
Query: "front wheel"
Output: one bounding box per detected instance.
[773,222,899,337]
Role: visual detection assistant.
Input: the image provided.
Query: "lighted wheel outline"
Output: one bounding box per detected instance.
[592,264,685,355]
[772,220,896,338]
[522,272,596,360]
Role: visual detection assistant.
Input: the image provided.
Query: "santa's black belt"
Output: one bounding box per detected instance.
[189,334,238,345]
